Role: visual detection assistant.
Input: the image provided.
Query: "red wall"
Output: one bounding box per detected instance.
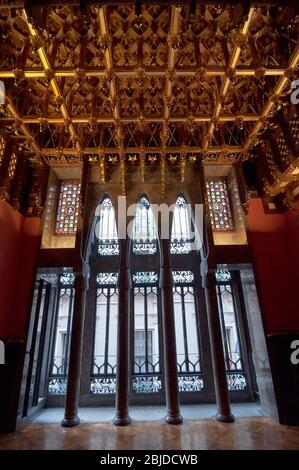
[247,198,299,333]
[0,201,41,339]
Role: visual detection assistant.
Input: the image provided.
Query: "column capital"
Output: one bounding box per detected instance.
[117,267,131,290]
[200,260,217,288]
[159,266,174,289]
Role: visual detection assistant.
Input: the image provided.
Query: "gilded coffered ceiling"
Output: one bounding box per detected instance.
[0,1,298,172]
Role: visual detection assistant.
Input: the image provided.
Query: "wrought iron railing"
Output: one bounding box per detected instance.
[177,353,204,392]
[48,356,68,395]
[90,355,117,394]
[132,353,162,393]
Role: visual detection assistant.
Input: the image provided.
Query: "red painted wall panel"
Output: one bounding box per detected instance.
[247,198,299,332]
[0,201,40,339]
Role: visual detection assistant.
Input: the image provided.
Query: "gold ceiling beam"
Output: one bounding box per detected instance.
[42,145,243,155]
[98,6,126,190]
[0,67,287,80]
[0,113,260,125]
[22,9,81,152]
[244,46,299,151]
[163,5,181,131]
[98,6,122,145]
[159,5,181,197]
[203,8,255,150]
[6,101,40,153]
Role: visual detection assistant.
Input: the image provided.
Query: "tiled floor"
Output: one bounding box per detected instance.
[0,416,299,450]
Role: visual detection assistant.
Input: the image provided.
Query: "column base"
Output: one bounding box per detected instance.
[61,415,80,427]
[165,413,183,425]
[113,415,132,426]
[216,412,235,423]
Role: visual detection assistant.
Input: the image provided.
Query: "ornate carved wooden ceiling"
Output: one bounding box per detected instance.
[0,2,298,174]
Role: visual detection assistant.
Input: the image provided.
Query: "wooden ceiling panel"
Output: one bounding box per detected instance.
[0,3,298,169]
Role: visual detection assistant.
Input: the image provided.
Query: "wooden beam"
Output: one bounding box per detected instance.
[244,46,299,151]
[0,66,287,80]
[22,9,81,152]
[203,8,255,149]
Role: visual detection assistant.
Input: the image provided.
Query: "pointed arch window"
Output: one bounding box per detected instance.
[132,196,157,255]
[170,196,194,254]
[95,196,119,256]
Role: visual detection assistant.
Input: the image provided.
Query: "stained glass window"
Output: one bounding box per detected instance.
[95,196,119,255]
[132,196,157,255]
[8,153,17,180]
[55,181,81,235]
[0,136,5,166]
[206,178,234,231]
[170,196,193,254]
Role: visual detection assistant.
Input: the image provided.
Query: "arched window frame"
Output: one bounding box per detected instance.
[95,195,119,256]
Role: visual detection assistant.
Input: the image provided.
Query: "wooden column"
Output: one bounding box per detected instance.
[160,237,182,425]
[201,264,234,423]
[61,272,88,427]
[113,237,131,426]
[199,159,234,423]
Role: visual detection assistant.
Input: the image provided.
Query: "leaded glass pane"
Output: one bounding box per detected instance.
[59,273,75,286]
[95,196,119,256]
[172,271,194,284]
[133,272,158,284]
[132,279,162,393]
[48,278,74,395]
[91,272,118,394]
[173,273,203,392]
[216,269,231,282]
[170,196,193,254]
[206,178,234,231]
[96,272,118,285]
[216,272,248,391]
[132,196,157,255]
[55,181,81,235]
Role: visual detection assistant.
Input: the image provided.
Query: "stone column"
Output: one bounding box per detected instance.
[160,237,183,424]
[201,265,234,423]
[113,237,131,426]
[61,273,88,427]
